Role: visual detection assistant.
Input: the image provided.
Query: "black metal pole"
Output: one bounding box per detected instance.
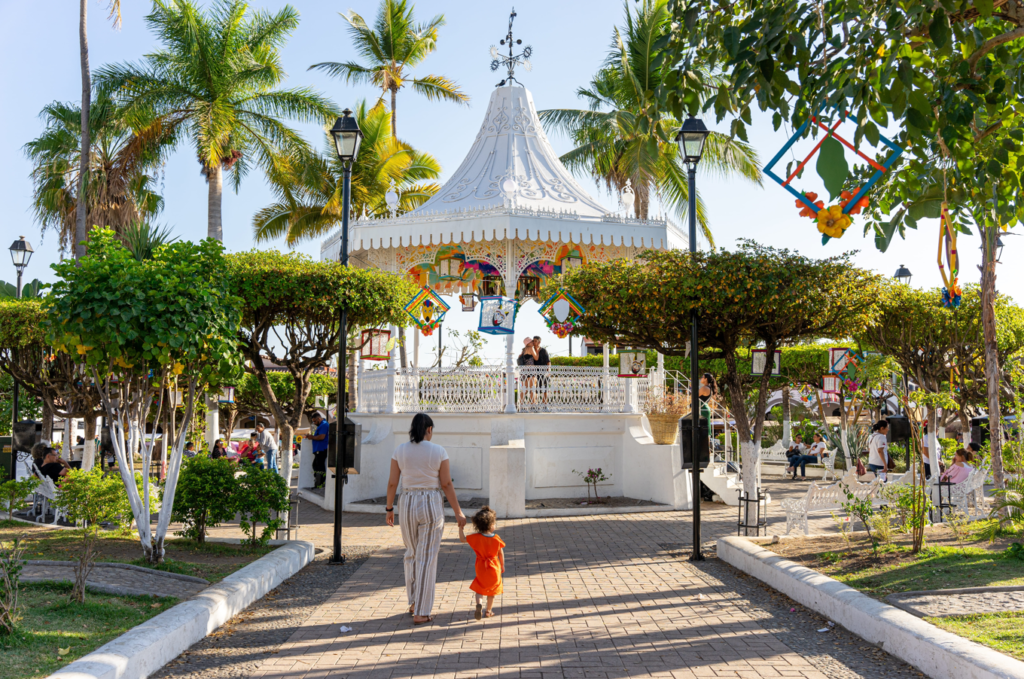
[687,161,703,562]
[331,163,352,565]
[9,269,24,480]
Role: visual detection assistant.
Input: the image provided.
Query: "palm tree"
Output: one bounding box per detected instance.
[309,0,468,138]
[24,93,171,254]
[96,0,339,242]
[538,0,762,244]
[254,101,440,247]
[76,0,123,259]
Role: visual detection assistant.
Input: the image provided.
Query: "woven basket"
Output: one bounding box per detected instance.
[647,413,680,445]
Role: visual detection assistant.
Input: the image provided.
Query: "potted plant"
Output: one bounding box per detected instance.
[645,392,689,445]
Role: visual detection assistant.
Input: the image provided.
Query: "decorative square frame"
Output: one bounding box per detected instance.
[359,329,391,361]
[478,296,517,335]
[764,109,904,216]
[618,352,647,378]
[404,287,450,331]
[750,349,782,376]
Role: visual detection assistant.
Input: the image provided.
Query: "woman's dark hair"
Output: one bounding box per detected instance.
[963,449,975,463]
[954,448,968,461]
[702,373,717,396]
[472,506,497,533]
[967,441,982,453]
[872,420,889,432]
[409,413,435,443]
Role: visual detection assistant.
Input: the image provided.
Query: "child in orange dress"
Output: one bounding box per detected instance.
[458,506,504,620]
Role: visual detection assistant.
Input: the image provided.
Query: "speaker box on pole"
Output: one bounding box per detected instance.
[680,415,710,470]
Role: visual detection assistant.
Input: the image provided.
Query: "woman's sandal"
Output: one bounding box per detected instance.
[484,610,495,618]
[475,603,482,620]
[413,616,433,625]
[408,605,414,617]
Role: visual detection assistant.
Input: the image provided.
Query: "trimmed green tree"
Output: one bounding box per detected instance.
[662,0,1024,491]
[226,250,415,486]
[560,242,881,498]
[44,228,242,563]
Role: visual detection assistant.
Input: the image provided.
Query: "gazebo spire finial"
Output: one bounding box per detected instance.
[489,8,533,88]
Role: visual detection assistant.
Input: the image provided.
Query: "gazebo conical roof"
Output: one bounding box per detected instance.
[322,85,683,260]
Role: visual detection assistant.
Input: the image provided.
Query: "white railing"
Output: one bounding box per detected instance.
[518,366,624,413]
[397,366,507,413]
[359,370,391,414]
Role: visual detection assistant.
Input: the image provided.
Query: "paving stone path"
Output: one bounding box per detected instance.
[886,586,1024,618]
[23,561,208,599]
[164,481,916,679]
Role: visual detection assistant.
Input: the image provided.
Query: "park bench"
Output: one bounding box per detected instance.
[781,477,883,535]
[760,440,839,480]
[31,475,67,525]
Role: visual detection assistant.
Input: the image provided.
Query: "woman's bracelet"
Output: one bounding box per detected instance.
[385,507,394,512]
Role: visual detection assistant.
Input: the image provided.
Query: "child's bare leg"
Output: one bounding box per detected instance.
[484,596,495,617]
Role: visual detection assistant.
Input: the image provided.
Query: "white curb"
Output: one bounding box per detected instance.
[718,536,1024,679]
[47,540,315,679]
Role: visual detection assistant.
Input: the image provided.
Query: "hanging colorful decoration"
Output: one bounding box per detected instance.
[359,328,392,361]
[538,289,585,339]
[478,296,517,335]
[764,109,904,245]
[750,349,782,376]
[404,287,450,337]
[828,347,863,391]
[937,203,962,309]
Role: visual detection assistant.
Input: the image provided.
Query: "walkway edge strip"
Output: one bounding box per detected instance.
[718,536,1024,679]
[46,539,315,679]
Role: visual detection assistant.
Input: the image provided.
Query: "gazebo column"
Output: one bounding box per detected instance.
[412,330,420,376]
[356,358,365,413]
[385,324,398,413]
[505,335,517,414]
[602,343,611,413]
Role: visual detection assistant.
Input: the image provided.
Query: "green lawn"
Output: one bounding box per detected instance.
[930,612,1024,662]
[829,545,1024,598]
[1,582,177,679]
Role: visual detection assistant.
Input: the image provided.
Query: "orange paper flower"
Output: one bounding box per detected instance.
[796,192,825,218]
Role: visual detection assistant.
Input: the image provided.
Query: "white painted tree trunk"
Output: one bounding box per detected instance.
[82,416,97,470]
[279,423,295,487]
[839,426,853,469]
[740,439,761,526]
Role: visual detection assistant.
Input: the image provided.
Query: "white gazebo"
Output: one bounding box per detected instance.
[311,55,715,517]
[321,83,685,415]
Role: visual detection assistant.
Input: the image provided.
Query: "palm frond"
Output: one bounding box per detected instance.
[411,75,469,105]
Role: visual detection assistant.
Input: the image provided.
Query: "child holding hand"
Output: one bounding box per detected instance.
[459,506,504,620]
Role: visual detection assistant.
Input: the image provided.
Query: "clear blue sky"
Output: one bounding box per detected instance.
[1,0,1017,364]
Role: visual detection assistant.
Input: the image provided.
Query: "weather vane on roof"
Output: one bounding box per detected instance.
[490,8,532,87]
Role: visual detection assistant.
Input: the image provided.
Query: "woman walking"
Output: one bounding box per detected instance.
[386,414,467,625]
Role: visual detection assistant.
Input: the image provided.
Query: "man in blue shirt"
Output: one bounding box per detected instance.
[310,412,330,488]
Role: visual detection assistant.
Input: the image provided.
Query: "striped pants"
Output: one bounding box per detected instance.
[399,489,445,617]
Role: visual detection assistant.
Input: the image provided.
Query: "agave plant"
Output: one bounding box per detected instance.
[121,221,178,262]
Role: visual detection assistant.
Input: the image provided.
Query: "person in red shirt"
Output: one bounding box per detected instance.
[458,506,505,620]
[237,433,260,464]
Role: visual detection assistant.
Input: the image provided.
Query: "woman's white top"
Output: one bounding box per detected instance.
[868,432,888,467]
[809,441,827,457]
[392,440,449,490]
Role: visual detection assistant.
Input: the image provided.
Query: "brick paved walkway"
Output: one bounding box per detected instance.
[248,508,835,679]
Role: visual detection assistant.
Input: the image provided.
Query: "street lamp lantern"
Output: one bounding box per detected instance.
[9,236,33,270]
[675,116,711,166]
[893,264,912,286]
[330,109,363,164]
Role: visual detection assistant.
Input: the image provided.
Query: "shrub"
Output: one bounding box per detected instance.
[51,468,126,603]
[171,455,238,543]
[1,477,40,519]
[235,466,289,548]
[0,537,25,635]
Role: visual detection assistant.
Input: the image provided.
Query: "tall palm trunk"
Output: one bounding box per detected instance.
[208,163,224,241]
[388,86,408,368]
[76,0,91,260]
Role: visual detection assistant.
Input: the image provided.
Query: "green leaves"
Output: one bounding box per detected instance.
[817,136,849,201]
[929,8,950,49]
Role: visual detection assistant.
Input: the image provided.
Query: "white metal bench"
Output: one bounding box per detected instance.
[781,477,883,535]
[761,441,838,480]
[32,476,66,525]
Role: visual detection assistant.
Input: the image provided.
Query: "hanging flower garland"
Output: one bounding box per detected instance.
[795,190,869,239]
[937,203,962,309]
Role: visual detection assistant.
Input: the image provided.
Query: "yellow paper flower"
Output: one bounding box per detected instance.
[172,362,185,375]
[816,205,852,239]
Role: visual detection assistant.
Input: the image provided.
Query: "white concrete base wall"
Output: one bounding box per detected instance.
[341,413,689,509]
[49,541,315,679]
[718,536,1024,679]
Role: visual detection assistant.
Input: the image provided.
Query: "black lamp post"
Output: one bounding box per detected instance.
[676,116,710,562]
[893,265,912,414]
[8,237,33,480]
[328,109,362,564]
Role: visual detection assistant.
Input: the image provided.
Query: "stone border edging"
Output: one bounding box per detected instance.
[47,539,315,679]
[717,536,1024,679]
[886,585,1024,618]
[25,560,209,585]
